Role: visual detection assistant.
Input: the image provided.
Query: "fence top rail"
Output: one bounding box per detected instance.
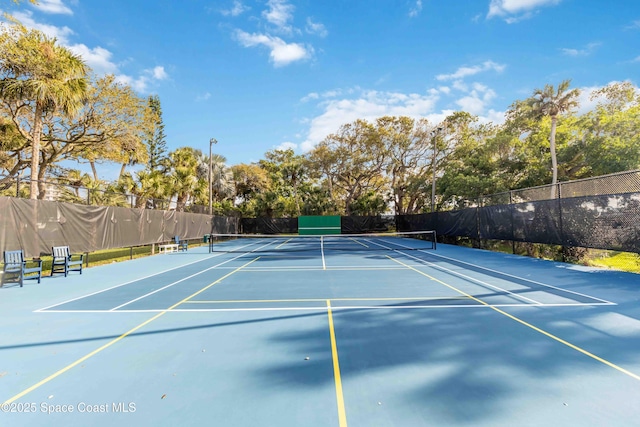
[478,169,640,206]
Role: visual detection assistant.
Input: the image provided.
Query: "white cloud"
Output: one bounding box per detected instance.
[573,85,601,116]
[11,10,74,44]
[33,0,73,15]
[456,96,486,114]
[305,17,327,37]
[436,60,506,81]
[235,30,311,67]
[7,10,167,95]
[452,80,469,92]
[560,42,601,57]
[299,80,516,151]
[262,0,294,33]
[485,109,507,124]
[114,74,149,93]
[301,89,440,151]
[151,66,168,80]
[275,141,298,151]
[300,92,320,103]
[409,0,423,18]
[322,89,344,98]
[300,89,348,103]
[573,83,637,116]
[68,44,118,75]
[66,48,167,93]
[221,0,249,17]
[11,12,117,76]
[624,20,640,30]
[454,83,497,115]
[196,92,212,101]
[113,66,168,93]
[488,0,562,21]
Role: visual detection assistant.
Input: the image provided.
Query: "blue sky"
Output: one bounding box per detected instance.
[4,0,640,179]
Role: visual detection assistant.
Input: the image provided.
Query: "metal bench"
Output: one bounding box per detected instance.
[51,246,84,277]
[158,244,179,254]
[1,250,42,287]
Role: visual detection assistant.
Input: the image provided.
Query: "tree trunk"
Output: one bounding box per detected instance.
[119,163,127,181]
[90,161,99,181]
[550,115,558,199]
[176,194,187,212]
[292,175,300,216]
[395,186,404,215]
[29,102,44,199]
[37,161,47,200]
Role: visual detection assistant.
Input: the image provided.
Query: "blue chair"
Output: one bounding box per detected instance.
[2,250,42,287]
[51,246,84,277]
[174,236,188,251]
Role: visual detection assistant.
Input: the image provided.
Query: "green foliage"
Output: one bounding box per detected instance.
[348,190,386,216]
[0,24,88,198]
[2,33,640,224]
[166,147,205,211]
[146,95,167,172]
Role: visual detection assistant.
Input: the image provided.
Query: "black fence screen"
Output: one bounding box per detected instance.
[398,190,640,254]
[2,171,638,258]
[341,215,395,234]
[239,217,298,234]
[211,216,239,235]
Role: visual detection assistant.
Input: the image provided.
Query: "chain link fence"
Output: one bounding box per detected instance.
[399,170,640,273]
[0,177,210,213]
[479,170,640,205]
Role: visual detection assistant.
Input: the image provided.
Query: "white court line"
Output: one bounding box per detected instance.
[35,240,271,313]
[423,250,616,305]
[35,251,227,312]
[203,265,421,271]
[348,237,369,248]
[367,239,544,305]
[239,266,410,271]
[321,236,326,270]
[378,238,615,305]
[36,301,616,314]
[109,240,278,311]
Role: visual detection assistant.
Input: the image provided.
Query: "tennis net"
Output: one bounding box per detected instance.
[207,230,436,253]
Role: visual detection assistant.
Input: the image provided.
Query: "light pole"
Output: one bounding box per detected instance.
[209,138,217,215]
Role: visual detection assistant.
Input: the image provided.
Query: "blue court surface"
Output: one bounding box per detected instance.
[2,235,640,426]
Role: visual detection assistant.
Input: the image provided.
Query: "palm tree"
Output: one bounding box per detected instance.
[210,154,235,202]
[0,27,88,199]
[528,80,580,198]
[118,170,167,208]
[168,147,204,211]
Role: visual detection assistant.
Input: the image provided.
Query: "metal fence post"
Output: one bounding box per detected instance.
[557,182,566,262]
[510,191,516,254]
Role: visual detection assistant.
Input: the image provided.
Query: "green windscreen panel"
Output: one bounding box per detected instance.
[298,216,341,235]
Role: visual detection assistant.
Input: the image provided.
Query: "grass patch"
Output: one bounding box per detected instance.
[585,250,640,273]
[2,241,207,278]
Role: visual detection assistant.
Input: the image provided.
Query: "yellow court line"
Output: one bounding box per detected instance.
[387,255,640,382]
[2,257,260,405]
[327,300,348,427]
[275,239,293,249]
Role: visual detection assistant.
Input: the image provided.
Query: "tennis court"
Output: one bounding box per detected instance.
[2,232,640,426]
